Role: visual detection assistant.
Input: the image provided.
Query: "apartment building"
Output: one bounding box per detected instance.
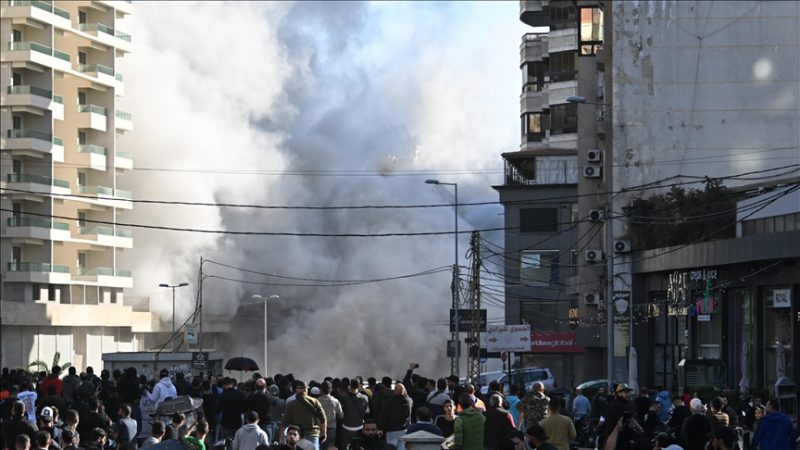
[0,0,153,371]
[493,0,606,386]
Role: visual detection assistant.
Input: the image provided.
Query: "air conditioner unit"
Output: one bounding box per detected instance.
[584,292,601,305]
[587,149,602,162]
[614,240,631,253]
[583,165,602,178]
[588,209,604,222]
[585,249,603,263]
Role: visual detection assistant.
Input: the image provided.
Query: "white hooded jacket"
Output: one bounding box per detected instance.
[147,376,177,407]
[231,423,269,450]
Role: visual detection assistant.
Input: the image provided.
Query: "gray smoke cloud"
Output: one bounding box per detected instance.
[118,1,524,379]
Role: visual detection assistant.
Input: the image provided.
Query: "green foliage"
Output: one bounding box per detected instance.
[627,178,738,250]
[17,352,72,377]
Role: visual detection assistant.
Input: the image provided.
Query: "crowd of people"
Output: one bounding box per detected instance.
[1,363,798,450]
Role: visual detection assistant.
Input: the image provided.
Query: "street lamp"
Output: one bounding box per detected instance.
[159,282,190,350]
[252,294,279,377]
[425,179,460,377]
[567,95,617,391]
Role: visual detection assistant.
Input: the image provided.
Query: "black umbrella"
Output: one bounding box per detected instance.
[224,356,259,372]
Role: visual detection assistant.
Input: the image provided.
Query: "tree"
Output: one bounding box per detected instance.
[20,351,72,377]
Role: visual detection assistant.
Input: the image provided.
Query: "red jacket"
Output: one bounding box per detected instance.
[40,375,63,397]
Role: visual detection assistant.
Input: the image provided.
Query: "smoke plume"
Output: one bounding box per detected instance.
[118,1,524,379]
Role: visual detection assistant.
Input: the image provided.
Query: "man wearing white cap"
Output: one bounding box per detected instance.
[680,398,711,450]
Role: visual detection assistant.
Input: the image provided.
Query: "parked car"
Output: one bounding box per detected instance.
[575,378,609,399]
[494,367,557,393]
[463,371,505,391]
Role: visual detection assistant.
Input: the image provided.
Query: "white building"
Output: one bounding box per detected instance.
[0,0,157,371]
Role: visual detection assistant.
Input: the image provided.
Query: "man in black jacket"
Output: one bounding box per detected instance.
[598,384,638,449]
[382,384,412,448]
[217,378,247,441]
[2,401,39,449]
[246,378,274,440]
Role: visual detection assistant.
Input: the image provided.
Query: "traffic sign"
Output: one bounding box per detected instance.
[449,309,487,332]
[191,352,208,369]
[486,325,531,352]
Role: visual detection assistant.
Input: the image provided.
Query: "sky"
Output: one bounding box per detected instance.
[117,1,529,379]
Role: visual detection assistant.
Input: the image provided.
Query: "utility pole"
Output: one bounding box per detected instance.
[466,231,482,384]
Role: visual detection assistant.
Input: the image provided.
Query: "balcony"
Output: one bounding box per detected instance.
[520,0,549,27]
[115,110,133,131]
[5,41,70,72]
[52,136,64,161]
[4,1,71,29]
[77,185,132,209]
[52,94,64,120]
[5,261,71,284]
[77,225,133,248]
[77,23,132,52]
[4,173,71,196]
[520,32,548,65]
[115,151,133,170]
[76,104,107,131]
[77,144,108,171]
[97,0,134,16]
[2,129,60,157]
[4,216,70,241]
[77,63,118,86]
[74,266,133,288]
[4,85,53,110]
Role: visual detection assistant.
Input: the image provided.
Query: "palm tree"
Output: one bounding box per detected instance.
[21,352,72,377]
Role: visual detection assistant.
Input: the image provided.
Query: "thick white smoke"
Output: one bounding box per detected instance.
[118,1,525,379]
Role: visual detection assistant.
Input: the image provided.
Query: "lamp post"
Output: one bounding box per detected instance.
[567,95,619,391]
[425,179,460,377]
[252,294,279,377]
[158,282,190,350]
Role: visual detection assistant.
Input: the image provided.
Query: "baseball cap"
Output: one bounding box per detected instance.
[615,383,633,393]
[40,406,54,422]
[310,387,320,396]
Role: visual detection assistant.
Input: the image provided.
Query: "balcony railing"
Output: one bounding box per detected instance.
[116,151,131,159]
[78,185,114,196]
[7,129,53,141]
[78,23,131,43]
[78,104,107,115]
[115,73,123,81]
[115,31,132,42]
[7,216,70,230]
[8,262,70,273]
[8,1,69,18]
[78,226,133,238]
[115,189,132,199]
[77,267,132,277]
[7,173,70,188]
[77,64,114,76]
[6,85,53,98]
[53,137,63,146]
[53,95,63,104]
[115,110,132,120]
[8,41,52,55]
[52,49,70,61]
[77,144,107,155]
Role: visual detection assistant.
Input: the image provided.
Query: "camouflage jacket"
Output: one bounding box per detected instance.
[518,391,550,426]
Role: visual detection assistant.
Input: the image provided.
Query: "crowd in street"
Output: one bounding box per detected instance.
[1,363,798,450]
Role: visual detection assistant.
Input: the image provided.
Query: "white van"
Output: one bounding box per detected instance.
[494,367,556,392]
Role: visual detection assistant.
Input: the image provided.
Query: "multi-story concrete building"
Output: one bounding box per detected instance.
[0,0,151,371]
[493,0,605,386]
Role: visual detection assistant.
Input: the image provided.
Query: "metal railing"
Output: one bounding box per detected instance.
[8,41,52,55]
[115,110,132,120]
[77,144,107,155]
[77,267,131,277]
[7,216,69,230]
[7,129,53,141]
[6,85,52,98]
[77,64,114,76]
[8,262,70,273]
[7,173,69,188]
[52,49,70,61]
[78,104,107,115]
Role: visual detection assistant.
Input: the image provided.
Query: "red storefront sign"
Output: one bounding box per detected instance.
[530,331,584,353]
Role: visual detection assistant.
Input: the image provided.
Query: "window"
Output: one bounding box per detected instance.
[520,208,559,232]
[522,61,546,92]
[549,103,578,135]
[742,213,800,236]
[536,156,578,184]
[521,112,546,142]
[521,301,560,330]
[550,4,577,30]
[520,251,559,286]
[549,51,577,82]
[580,7,604,55]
